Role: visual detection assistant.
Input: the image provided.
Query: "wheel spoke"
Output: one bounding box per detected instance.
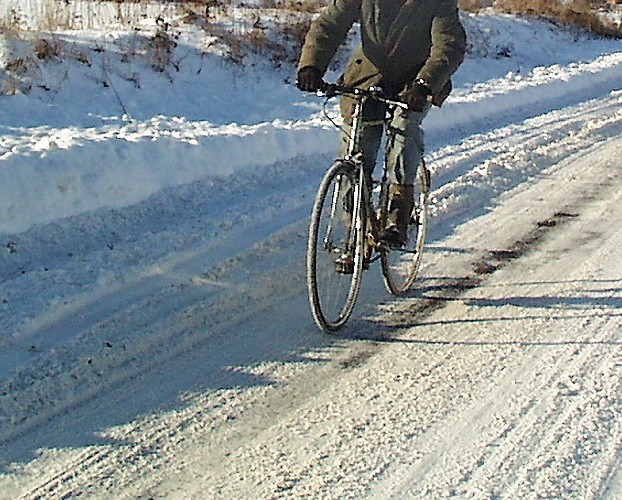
[381,167,428,295]
[307,163,365,331]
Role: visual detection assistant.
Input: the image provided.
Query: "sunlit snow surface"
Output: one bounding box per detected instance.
[0,5,622,498]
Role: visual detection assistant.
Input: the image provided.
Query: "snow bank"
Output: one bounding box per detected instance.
[0,13,621,235]
[0,116,337,234]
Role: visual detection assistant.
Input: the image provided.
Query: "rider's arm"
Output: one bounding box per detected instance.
[297,0,362,76]
[415,0,466,100]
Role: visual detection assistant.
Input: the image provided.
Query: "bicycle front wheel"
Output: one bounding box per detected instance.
[307,162,366,332]
[380,163,429,295]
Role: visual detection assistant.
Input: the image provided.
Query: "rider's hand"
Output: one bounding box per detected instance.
[399,79,432,112]
[296,66,324,92]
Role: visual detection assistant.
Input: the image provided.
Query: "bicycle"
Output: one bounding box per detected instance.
[307,83,431,332]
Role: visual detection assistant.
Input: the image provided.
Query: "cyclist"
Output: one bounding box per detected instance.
[296,0,466,248]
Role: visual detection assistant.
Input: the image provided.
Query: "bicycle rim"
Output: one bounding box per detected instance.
[381,167,428,295]
[307,162,365,331]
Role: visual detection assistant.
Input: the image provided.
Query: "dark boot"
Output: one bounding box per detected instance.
[381,184,414,248]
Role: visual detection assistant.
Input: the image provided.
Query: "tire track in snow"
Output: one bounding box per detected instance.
[372,136,622,499]
[398,302,621,498]
[427,90,622,233]
[158,129,622,498]
[429,90,622,189]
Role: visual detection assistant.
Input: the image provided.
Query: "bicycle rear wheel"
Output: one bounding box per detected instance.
[380,163,429,295]
[307,162,366,331]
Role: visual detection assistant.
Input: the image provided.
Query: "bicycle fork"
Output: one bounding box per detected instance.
[322,169,362,259]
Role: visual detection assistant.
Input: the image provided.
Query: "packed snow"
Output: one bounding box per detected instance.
[0,3,621,498]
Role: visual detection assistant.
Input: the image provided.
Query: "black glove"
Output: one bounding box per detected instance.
[399,80,432,112]
[296,66,324,92]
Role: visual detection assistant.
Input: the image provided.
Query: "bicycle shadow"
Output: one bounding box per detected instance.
[0,160,336,471]
[343,277,622,346]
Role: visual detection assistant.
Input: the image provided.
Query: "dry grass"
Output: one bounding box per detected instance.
[2,0,620,86]
[0,8,22,32]
[148,18,179,72]
[34,38,61,61]
[178,1,317,68]
[459,0,493,13]
[258,0,326,14]
[495,0,622,37]
[0,0,179,31]
[199,22,291,66]
[4,57,27,76]
[0,32,94,96]
[270,18,312,65]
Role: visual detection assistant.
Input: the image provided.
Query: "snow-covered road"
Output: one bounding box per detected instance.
[1,14,622,498]
[4,99,621,499]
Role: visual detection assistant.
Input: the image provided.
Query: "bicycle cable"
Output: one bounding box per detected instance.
[322,97,350,138]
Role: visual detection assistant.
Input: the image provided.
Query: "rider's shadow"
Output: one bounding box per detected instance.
[465,293,622,311]
[355,277,622,342]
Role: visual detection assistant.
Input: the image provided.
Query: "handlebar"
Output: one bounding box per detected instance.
[317,83,409,111]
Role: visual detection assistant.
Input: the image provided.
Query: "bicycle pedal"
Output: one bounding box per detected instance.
[421,167,432,194]
[334,254,354,274]
[380,226,407,249]
[334,254,370,274]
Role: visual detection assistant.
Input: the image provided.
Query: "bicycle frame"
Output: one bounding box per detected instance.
[306,83,429,331]
[334,85,409,163]
[327,85,410,257]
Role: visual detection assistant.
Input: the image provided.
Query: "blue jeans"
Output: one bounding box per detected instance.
[339,98,430,185]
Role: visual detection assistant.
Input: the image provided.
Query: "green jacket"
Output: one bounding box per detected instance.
[298,0,467,106]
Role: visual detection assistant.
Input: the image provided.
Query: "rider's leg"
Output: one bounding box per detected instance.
[382,104,430,246]
[334,99,386,273]
[338,97,386,179]
[384,183,415,245]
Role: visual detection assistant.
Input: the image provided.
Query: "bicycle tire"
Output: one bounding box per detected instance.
[307,162,366,331]
[380,163,429,295]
